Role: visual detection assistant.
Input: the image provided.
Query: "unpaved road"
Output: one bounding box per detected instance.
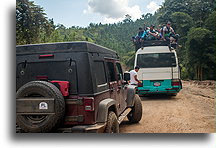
[120,81,215,133]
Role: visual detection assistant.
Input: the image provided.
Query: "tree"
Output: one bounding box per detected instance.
[190,0,216,27]
[171,12,193,37]
[204,11,216,79]
[205,11,216,33]
[186,28,214,80]
[16,0,53,45]
[156,0,215,27]
[16,0,215,80]
[123,14,132,23]
[122,51,135,69]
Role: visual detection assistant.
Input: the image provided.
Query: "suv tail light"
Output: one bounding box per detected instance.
[50,81,69,96]
[84,97,94,111]
[172,79,181,86]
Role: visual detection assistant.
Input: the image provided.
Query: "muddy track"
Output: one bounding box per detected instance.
[120,81,215,133]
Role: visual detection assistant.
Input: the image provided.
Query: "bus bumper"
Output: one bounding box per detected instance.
[137,86,182,95]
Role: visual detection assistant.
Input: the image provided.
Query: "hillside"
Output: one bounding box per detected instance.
[16,0,216,80]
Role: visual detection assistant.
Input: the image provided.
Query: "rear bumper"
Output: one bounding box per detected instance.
[16,123,106,133]
[137,79,182,95]
[57,123,106,133]
[137,87,181,95]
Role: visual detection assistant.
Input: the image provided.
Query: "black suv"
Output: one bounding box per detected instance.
[16,42,142,133]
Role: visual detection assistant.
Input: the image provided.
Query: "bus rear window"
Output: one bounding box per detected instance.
[137,53,176,68]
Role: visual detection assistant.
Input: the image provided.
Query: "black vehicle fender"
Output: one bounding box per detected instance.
[126,85,137,107]
[96,98,118,123]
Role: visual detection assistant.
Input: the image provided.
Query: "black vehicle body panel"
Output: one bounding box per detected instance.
[16,42,140,133]
[16,42,119,96]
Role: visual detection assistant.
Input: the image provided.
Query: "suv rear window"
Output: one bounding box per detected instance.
[17,60,78,94]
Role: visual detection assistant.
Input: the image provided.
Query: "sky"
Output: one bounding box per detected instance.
[33,0,165,27]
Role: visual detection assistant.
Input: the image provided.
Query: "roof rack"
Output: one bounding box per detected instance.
[134,40,177,51]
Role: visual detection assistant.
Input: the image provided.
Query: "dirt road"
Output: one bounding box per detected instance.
[120,81,215,133]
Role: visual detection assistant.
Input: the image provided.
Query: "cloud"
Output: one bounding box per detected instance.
[103,17,124,24]
[84,0,142,23]
[146,1,160,13]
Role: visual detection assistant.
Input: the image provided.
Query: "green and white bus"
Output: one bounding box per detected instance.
[134,41,182,96]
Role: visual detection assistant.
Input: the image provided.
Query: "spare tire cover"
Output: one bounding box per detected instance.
[16,81,65,133]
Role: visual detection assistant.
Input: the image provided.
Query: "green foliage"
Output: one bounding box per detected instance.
[157,0,216,26]
[171,12,193,36]
[16,0,216,80]
[186,28,215,80]
[186,28,212,64]
[16,0,53,45]
[205,11,216,33]
[122,51,135,70]
[156,0,215,80]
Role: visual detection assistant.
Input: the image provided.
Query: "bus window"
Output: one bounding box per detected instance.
[137,53,176,68]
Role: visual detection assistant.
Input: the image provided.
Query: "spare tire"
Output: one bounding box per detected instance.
[16,81,65,133]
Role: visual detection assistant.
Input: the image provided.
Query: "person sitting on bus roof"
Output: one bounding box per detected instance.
[158,24,166,39]
[132,27,146,43]
[162,21,176,42]
[145,24,160,40]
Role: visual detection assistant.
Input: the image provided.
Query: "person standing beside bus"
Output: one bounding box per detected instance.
[129,66,141,85]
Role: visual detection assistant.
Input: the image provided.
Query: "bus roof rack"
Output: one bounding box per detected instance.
[134,40,177,51]
[142,40,169,47]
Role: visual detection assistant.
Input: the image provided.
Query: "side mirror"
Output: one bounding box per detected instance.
[123,72,130,81]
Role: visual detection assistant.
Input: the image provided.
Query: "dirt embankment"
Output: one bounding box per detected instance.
[120,80,215,133]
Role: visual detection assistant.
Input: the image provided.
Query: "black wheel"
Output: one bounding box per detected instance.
[127,94,142,123]
[16,81,65,133]
[104,111,119,133]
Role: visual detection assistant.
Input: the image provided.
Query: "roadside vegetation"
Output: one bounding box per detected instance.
[16,0,216,80]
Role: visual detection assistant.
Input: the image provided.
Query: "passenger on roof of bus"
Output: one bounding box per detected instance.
[132,27,146,43]
[162,21,176,42]
[158,24,166,39]
[145,24,160,40]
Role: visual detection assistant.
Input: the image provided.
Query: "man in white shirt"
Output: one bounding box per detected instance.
[129,66,141,85]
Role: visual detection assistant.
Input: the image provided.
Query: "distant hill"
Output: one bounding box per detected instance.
[16,0,215,80]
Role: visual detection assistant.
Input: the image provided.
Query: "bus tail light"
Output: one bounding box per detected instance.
[172,79,181,86]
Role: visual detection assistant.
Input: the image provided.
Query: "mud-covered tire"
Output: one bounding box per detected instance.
[127,94,142,123]
[104,111,119,133]
[16,81,65,133]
